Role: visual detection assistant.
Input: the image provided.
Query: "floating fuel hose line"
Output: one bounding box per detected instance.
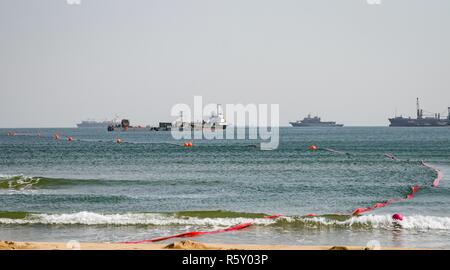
[121,215,283,244]
[121,147,443,244]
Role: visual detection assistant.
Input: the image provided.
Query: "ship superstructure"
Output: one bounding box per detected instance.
[389,98,449,127]
[174,104,227,130]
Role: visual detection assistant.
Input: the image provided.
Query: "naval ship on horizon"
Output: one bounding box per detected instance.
[174,104,228,130]
[290,114,344,127]
[77,119,115,128]
[389,98,450,127]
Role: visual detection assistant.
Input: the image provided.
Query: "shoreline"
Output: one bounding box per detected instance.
[0,240,416,250]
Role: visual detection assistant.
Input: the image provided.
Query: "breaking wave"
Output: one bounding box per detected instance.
[0,211,273,227]
[0,211,449,231]
[277,214,450,230]
[0,175,227,190]
[0,175,89,190]
[0,175,49,190]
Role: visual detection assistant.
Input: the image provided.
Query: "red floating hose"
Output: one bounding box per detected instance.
[122,151,443,244]
[421,162,443,187]
[120,216,281,244]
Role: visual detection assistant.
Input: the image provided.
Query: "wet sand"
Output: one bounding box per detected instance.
[0,240,414,250]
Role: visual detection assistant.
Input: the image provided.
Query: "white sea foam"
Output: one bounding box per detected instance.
[0,174,41,190]
[281,214,450,230]
[0,212,449,231]
[0,211,275,227]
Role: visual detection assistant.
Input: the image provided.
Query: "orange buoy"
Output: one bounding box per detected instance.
[183,141,193,147]
[308,145,318,151]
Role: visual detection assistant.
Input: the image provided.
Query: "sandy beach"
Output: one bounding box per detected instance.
[0,240,413,250]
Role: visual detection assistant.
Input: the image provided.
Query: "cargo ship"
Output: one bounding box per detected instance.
[290,114,343,127]
[77,120,114,128]
[389,98,450,127]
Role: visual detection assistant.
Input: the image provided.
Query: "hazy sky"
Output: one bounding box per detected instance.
[1,0,449,127]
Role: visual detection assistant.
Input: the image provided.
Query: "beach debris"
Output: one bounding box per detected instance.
[53,133,61,140]
[7,131,16,137]
[116,138,123,144]
[164,240,211,250]
[329,246,349,250]
[0,241,32,250]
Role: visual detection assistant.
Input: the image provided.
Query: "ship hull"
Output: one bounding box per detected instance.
[389,118,448,127]
[290,122,343,127]
[77,124,111,128]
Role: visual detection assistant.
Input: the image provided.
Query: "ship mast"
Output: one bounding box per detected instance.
[416,98,423,119]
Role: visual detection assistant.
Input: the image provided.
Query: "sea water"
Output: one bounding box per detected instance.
[0,127,449,249]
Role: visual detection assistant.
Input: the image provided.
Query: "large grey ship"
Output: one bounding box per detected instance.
[77,120,114,128]
[290,114,343,127]
[389,98,450,127]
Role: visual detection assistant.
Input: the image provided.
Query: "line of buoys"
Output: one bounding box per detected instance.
[120,146,443,244]
[322,148,350,155]
[384,153,399,161]
[183,141,193,148]
[404,185,420,200]
[309,145,350,155]
[351,184,420,216]
[308,145,318,151]
[350,157,444,215]
[6,131,134,146]
[421,161,443,187]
